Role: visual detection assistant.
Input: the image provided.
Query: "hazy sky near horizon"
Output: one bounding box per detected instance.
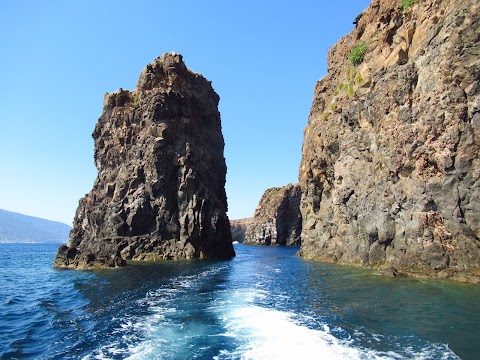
[0,0,371,225]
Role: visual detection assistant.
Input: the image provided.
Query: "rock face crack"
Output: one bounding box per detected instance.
[54,53,234,269]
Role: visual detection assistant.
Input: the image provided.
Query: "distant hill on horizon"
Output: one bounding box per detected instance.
[0,209,71,243]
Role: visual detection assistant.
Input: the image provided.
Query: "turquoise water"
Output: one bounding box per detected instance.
[1,243,479,359]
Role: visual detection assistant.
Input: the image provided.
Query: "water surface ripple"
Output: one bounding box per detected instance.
[1,243,479,359]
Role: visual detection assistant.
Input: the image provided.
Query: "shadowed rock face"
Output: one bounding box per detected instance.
[230,218,253,243]
[243,184,302,246]
[299,0,480,282]
[54,53,234,269]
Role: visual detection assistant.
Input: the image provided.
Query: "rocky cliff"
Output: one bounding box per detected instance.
[55,53,235,269]
[299,0,480,282]
[230,218,253,243]
[243,184,302,246]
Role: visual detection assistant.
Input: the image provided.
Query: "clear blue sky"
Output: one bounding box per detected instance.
[0,0,371,225]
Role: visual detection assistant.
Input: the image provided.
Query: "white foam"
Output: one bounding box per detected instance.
[216,305,379,360]
[85,267,459,360]
[86,266,230,359]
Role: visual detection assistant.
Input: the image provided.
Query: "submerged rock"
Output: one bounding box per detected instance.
[299,0,480,282]
[242,184,302,246]
[54,53,235,269]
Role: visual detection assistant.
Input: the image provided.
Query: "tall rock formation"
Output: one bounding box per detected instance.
[243,184,302,246]
[299,0,480,282]
[55,53,235,269]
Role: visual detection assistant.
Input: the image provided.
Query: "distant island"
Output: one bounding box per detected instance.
[0,209,71,243]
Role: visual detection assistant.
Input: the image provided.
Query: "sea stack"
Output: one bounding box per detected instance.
[55,53,235,269]
[299,0,480,282]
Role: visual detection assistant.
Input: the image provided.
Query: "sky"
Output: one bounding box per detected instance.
[0,0,371,225]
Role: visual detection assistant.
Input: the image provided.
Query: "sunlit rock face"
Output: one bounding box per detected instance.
[299,0,480,282]
[54,53,235,269]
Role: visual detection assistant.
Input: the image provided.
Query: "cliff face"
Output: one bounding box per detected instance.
[55,53,235,269]
[243,184,302,246]
[299,0,480,281]
[230,218,253,243]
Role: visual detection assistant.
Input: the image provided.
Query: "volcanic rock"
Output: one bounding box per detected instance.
[298,0,480,282]
[230,218,253,243]
[243,184,302,246]
[54,53,235,269]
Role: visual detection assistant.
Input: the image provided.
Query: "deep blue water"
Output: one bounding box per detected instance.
[1,243,480,359]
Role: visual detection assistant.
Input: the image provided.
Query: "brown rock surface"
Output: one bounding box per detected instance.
[299,0,480,282]
[243,184,302,246]
[54,53,235,269]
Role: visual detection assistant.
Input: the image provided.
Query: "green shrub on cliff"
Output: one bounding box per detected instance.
[349,42,367,66]
[401,0,416,10]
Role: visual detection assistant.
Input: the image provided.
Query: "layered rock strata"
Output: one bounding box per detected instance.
[299,0,480,282]
[55,53,235,269]
[243,184,302,246]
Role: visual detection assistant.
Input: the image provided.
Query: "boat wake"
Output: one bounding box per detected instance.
[83,264,458,360]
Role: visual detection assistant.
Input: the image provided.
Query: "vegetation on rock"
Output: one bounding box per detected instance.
[348,42,367,66]
[401,0,416,11]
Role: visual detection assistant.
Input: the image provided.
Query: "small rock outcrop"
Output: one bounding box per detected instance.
[299,0,480,282]
[54,53,235,269]
[230,218,253,243]
[243,184,302,246]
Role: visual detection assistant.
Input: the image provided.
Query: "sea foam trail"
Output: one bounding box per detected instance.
[98,290,375,360]
[123,282,381,360]
[214,286,459,360]
[218,305,369,360]
[82,250,460,360]
[211,284,380,360]
[85,265,231,359]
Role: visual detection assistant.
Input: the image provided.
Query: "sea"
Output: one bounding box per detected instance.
[1,243,479,360]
